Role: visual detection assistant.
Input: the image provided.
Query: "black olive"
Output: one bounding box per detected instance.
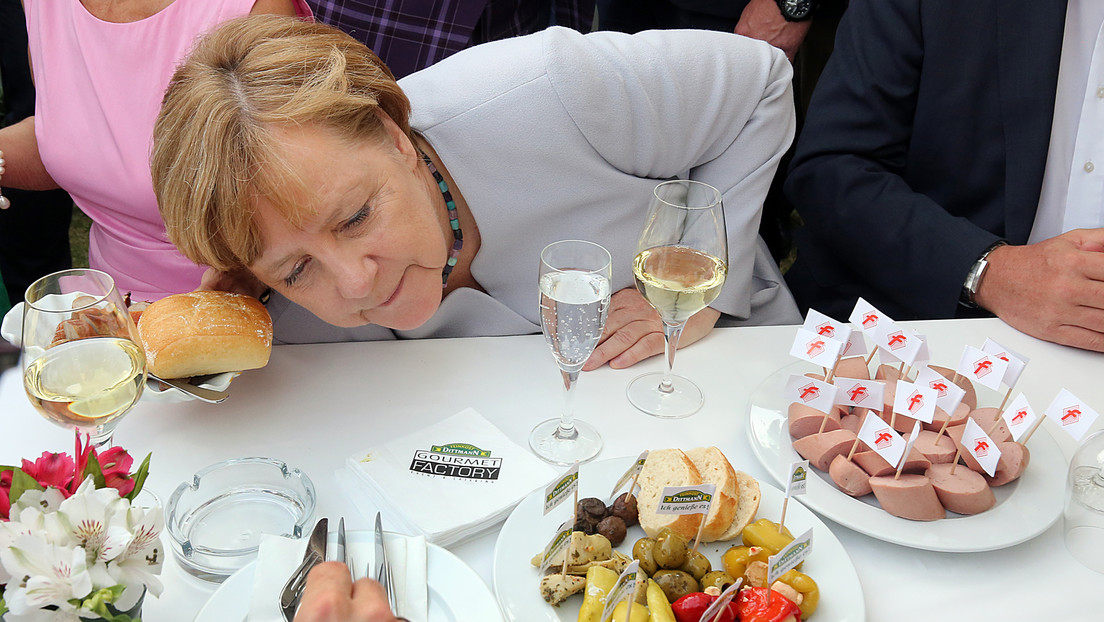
[611,492,639,527]
[596,515,627,546]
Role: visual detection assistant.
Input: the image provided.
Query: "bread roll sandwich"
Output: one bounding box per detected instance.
[137,291,273,379]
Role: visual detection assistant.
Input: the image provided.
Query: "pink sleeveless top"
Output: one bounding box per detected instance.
[25,0,311,301]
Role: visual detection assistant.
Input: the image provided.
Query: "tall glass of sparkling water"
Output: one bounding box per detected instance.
[627,180,727,418]
[529,240,612,465]
[1065,429,1104,573]
[21,269,146,447]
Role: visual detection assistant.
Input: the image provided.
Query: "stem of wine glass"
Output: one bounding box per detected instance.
[556,367,582,440]
[658,320,686,394]
[89,427,116,449]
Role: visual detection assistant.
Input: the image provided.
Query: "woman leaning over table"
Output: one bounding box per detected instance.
[0,0,311,302]
[151,16,801,370]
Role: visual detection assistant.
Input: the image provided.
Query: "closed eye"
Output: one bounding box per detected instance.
[284,258,309,287]
[341,206,371,232]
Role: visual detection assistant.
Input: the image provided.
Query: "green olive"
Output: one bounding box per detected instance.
[652,569,699,603]
[652,529,689,569]
[700,570,737,591]
[678,549,711,581]
[632,537,658,576]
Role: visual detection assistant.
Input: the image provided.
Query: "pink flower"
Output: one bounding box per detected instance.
[1,469,12,519]
[20,452,78,497]
[97,447,135,498]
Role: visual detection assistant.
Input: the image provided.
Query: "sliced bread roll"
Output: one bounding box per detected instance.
[717,471,762,541]
[685,447,739,542]
[637,448,703,541]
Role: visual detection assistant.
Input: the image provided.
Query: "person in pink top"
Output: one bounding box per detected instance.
[0,0,311,302]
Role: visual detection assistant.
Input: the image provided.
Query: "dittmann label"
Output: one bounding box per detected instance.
[656,484,716,515]
[408,443,501,481]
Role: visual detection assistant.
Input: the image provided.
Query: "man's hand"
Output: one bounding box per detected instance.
[976,228,1104,352]
[198,267,269,299]
[735,0,812,61]
[583,288,721,371]
[293,562,400,622]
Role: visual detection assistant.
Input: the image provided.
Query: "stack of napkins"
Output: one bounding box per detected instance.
[341,408,555,546]
[249,533,428,622]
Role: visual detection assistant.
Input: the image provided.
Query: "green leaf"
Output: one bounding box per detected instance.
[126,453,153,502]
[8,466,45,506]
[84,451,107,489]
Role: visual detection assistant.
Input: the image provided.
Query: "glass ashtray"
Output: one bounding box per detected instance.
[165,457,316,582]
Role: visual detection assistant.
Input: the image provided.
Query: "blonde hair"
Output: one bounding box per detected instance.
[151,15,412,271]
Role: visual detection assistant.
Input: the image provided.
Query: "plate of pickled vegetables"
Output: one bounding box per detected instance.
[492,455,865,621]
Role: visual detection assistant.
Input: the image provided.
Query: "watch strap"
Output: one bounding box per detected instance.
[960,241,1008,308]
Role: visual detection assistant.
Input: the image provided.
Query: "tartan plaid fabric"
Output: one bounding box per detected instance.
[307,0,594,78]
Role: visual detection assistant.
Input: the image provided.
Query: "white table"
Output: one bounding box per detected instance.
[2,319,1103,619]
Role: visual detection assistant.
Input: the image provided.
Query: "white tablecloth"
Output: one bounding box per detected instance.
[1,319,1102,619]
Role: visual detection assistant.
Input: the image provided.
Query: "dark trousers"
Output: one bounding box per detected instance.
[0,0,73,304]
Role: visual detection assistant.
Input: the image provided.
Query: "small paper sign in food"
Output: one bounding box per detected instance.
[914,365,966,416]
[608,450,649,503]
[767,528,813,586]
[1000,393,1038,443]
[802,309,852,349]
[657,484,717,516]
[694,578,744,622]
[832,377,884,409]
[1044,389,1101,442]
[892,380,938,424]
[956,345,1010,391]
[789,327,844,368]
[538,519,574,574]
[857,412,907,469]
[544,462,579,515]
[848,297,890,332]
[981,338,1029,388]
[785,374,838,415]
[873,322,924,366]
[961,417,1002,477]
[598,560,640,622]
[785,461,810,498]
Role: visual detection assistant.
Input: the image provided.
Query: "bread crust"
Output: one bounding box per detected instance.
[636,448,704,541]
[685,447,739,542]
[138,291,272,378]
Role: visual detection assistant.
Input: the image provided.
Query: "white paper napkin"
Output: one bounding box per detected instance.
[342,408,556,546]
[248,532,428,622]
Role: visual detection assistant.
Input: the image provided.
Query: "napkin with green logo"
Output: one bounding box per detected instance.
[342,408,555,546]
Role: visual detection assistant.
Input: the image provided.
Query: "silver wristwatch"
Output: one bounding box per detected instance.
[960,241,1007,308]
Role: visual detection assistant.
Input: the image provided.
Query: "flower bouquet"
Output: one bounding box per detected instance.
[0,436,160,622]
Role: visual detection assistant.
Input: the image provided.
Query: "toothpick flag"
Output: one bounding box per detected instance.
[833,377,886,409]
[914,365,966,416]
[803,309,852,348]
[849,297,891,332]
[1044,389,1101,442]
[1000,393,1038,443]
[789,326,844,368]
[892,380,938,424]
[785,375,839,415]
[857,412,907,468]
[962,417,1002,477]
[956,345,1010,391]
[981,338,1029,388]
[873,322,924,366]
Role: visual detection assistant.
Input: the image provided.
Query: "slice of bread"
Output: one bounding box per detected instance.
[685,447,739,542]
[717,471,762,541]
[636,448,703,541]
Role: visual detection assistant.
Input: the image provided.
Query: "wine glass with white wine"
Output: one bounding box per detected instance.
[529,240,612,465]
[21,269,146,447]
[627,180,727,418]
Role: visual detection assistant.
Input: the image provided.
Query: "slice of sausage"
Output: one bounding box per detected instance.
[907,429,957,464]
[926,463,996,515]
[829,454,873,496]
[970,408,1011,443]
[924,402,970,432]
[792,429,859,472]
[875,364,902,382]
[869,474,946,521]
[879,407,919,434]
[929,365,977,410]
[788,403,842,439]
[835,357,871,380]
[947,424,996,474]
[840,413,862,435]
[852,449,931,477]
[984,442,1031,487]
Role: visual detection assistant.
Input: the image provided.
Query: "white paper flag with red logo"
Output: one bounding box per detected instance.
[1044,389,1101,442]
[784,375,838,415]
[873,322,924,365]
[914,366,966,416]
[901,420,923,464]
[913,334,932,366]
[955,345,1010,391]
[981,338,1030,388]
[892,380,938,424]
[842,330,869,357]
[789,327,844,368]
[857,412,907,468]
[849,297,892,333]
[1000,393,1038,443]
[802,309,853,348]
[962,417,1002,477]
[833,377,886,409]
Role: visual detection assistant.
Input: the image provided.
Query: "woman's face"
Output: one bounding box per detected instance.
[248,120,449,330]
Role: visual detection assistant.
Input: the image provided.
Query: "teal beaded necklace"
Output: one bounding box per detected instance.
[421,152,464,288]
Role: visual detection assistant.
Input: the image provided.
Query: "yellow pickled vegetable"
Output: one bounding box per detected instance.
[720,545,770,579]
[777,569,819,619]
[646,579,675,622]
[577,566,618,622]
[610,600,650,622]
[740,518,794,554]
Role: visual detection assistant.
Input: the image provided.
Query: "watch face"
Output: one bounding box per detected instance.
[782,0,813,19]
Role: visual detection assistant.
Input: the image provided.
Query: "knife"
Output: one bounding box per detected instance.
[279,517,328,619]
[374,512,397,613]
[334,517,347,570]
[148,373,229,403]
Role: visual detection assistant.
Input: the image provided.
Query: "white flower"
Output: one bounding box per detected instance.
[57,479,131,565]
[0,532,92,613]
[104,503,165,597]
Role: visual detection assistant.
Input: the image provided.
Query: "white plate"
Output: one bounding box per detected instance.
[493,456,865,622]
[747,362,1066,552]
[194,532,502,622]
